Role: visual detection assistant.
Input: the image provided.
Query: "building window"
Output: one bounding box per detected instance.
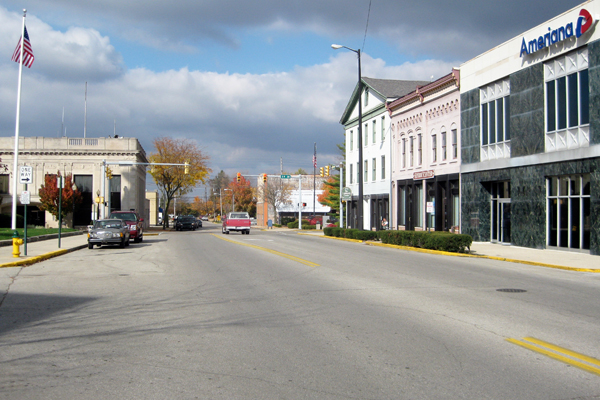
[372,158,376,181]
[349,130,353,151]
[547,174,590,250]
[441,131,447,161]
[381,116,385,140]
[364,123,368,146]
[349,163,353,184]
[417,133,422,166]
[432,133,437,163]
[356,162,359,184]
[0,175,9,194]
[409,136,414,167]
[480,78,511,161]
[364,88,369,107]
[372,120,376,144]
[398,186,406,226]
[364,160,368,182]
[545,48,589,152]
[381,155,385,180]
[402,138,406,168]
[415,184,423,228]
[452,129,458,159]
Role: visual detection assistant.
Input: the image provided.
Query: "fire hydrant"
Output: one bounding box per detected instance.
[12,231,23,258]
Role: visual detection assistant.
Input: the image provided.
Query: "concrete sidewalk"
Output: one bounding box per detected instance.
[0,232,88,268]
[272,227,600,272]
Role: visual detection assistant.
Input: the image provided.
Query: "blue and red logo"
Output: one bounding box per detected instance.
[520,9,596,57]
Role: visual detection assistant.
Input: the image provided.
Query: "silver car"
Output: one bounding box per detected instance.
[88,219,131,249]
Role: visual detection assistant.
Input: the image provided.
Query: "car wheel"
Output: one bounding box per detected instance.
[126,239,130,247]
[88,242,93,249]
[120,240,126,248]
[247,230,250,235]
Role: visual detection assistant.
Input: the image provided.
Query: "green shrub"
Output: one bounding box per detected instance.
[323,227,334,236]
[287,220,298,229]
[378,230,472,253]
[302,224,316,230]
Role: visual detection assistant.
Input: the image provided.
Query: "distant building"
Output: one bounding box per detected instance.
[0,136,148,228]
[339,77,429,230]
[387,69,461,232]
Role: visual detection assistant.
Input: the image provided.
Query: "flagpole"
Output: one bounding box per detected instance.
[12,9,27,231]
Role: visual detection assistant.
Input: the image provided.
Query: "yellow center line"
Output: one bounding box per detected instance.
[211,234,319,267]
[507,337,600,376]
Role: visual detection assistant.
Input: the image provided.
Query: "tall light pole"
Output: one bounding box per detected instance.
[332,44,363,230]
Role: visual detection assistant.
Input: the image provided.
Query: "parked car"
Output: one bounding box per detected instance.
[196,218,202,228]
[109,211,144,242]
[88,219,130,249]
[176,215,198,231]
[201,215,209,221]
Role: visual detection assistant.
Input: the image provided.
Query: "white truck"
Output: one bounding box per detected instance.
[222,212,252,235]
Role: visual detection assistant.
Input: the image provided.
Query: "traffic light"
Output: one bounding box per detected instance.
[325,166,330,176]
[106,167,113,180]
[262,173,267,183]
[184,162,190,174]
[319,167,324,177]
[237,172,241,183]
[302,202,307,207]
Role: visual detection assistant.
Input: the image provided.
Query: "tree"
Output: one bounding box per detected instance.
[318,174,340,217]
[38,172,82,221]
[149,137,211,228]
[262,177,294,224]
[228,175,257,217]
[293,168,308,175]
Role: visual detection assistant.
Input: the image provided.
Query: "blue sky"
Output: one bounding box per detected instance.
[0,0,585,197]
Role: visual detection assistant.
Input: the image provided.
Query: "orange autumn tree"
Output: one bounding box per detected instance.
[227,175,256,216]
[38,172,82,220]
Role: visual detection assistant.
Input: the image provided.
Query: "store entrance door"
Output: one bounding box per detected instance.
[492,199,511,244]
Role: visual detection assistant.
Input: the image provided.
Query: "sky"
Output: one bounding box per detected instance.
[0,0,585,197]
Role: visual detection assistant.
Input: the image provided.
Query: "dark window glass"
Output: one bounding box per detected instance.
[567,73,578,127]
[489,101,496,144]
[583,197,590,249]
[548,198,558,246]
[496,98,504,142]
[482,103,488,145]
[504,96,510,141]
[580,69,589,125]
[546,81,556,132]
[557,77,567,130]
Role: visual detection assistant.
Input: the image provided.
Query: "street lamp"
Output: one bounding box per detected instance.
[332,44,363,230]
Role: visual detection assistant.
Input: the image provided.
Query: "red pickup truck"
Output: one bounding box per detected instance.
[222,212,251,235]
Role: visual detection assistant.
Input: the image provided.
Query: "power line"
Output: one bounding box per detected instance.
[362,0,372,53]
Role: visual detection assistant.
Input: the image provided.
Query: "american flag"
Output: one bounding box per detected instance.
[313,155,317,168]
[12,26,34,68]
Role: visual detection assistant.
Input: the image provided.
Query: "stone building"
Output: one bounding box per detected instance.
[460,2,600,254]
[0,136,149,228]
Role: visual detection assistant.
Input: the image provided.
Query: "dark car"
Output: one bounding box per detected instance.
[88,219,130,249]
[176,216,197,231]
[109,211,144,242]
[196,218,202,228]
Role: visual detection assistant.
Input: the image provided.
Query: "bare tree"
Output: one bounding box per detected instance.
[262,177,294,224]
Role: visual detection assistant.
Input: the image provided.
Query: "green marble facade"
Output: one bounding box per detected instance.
[460,39,600,255]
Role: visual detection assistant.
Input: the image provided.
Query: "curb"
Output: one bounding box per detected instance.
[318,235,600,273]
[0,244,88,268]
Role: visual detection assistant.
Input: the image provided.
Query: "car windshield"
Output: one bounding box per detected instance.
[110,213,136,221]
[94,220,123,229]
[182,217,195,221]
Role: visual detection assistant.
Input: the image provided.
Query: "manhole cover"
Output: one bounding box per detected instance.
[496,288,527,293]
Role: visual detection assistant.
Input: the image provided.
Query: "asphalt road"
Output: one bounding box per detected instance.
[1,224,599,399]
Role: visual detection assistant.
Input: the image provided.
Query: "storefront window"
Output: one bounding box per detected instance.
[547,174,590,250]
[398,186,406,226]
[415,184,423,228]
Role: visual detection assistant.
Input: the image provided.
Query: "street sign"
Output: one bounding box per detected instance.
[341,187,352,201]
[19,166,33,184]
[57,176,64,189]
[280,174,291,179]
[20,191,30,205]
